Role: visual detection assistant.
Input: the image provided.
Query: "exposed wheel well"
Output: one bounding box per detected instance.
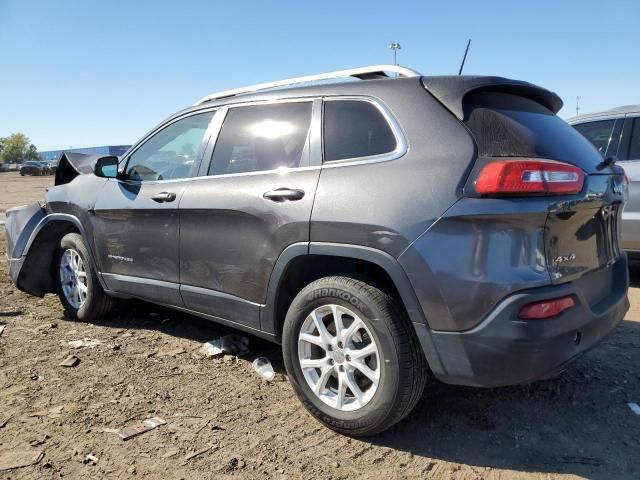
[274,254,403,335]
[18,220,80,296]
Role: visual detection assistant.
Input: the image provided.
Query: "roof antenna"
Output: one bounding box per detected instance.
[458,39,471,75]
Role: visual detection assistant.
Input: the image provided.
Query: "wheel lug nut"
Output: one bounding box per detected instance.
[345,355,351,361]
[327,345,333,351]
[337,342,343,348]
[339,365,345,372]
[328,359,334,365]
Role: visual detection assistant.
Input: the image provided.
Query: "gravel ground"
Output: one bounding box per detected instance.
[0,172,639,479]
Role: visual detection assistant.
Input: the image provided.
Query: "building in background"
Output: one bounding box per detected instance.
[39,145,131,163]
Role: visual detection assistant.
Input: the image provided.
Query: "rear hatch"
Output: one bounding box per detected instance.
[459,89,627,305]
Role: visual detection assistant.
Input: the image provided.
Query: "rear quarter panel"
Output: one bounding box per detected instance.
[311,81,476,257]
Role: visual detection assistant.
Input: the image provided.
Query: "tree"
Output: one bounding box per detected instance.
[0,133,34,164]
[25,144,39,162]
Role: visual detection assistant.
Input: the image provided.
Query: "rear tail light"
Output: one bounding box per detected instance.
[518,295,576,320]
[474,158,584,196]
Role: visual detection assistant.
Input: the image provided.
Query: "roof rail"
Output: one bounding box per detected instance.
[194,64,422,105]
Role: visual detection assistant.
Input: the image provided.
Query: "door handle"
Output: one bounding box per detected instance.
[151,192,177,203]
[263,188,305,202]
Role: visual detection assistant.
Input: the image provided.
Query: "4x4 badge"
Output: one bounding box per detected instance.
[553,253,576,265]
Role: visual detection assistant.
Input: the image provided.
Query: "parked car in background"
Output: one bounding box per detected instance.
[568,105,640,257]
[39,161,52,175]
[5,65,629,436]
[19,161,45,176]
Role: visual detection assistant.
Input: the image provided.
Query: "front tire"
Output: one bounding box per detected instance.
[54,233,113,322]
[282,276,428,436]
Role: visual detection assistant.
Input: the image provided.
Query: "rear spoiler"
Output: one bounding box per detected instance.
[421,75,563,120]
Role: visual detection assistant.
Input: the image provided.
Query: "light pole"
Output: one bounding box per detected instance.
[576,96,581,116]
[388,42,401,66]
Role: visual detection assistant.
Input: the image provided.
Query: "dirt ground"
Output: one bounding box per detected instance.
[0,171,639,479]
[0,172,53,216]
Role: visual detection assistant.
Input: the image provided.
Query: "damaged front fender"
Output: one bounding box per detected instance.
[4,204,83,296]
[5,203,46,286]
[54,151,101,186]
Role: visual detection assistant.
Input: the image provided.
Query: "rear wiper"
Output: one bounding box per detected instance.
[597,155,617,170]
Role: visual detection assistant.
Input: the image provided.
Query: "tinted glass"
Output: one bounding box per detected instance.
[209,102,312,175]
[627,118,640,160]
[573,120,616,154]
[463,92,606,172]
[126,111,215,181]
[323,100,397,162]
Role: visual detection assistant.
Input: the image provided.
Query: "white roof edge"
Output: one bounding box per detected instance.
[193,64,422,105]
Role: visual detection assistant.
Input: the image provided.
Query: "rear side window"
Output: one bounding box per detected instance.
[463,91,605,172]
[323,100,397,162]
[209,102,312,176]
[573,120,615,154]
[627,118,640,160]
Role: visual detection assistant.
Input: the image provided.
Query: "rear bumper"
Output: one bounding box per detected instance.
[423,257,629,387]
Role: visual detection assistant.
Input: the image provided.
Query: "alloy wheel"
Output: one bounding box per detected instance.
[59,248,88,309]
[297,304,381,412]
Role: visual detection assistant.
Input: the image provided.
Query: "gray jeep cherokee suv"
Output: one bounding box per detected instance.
[5,65,629,436]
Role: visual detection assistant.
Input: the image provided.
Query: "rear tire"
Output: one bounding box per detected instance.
[282,276,427,436]
[54,233,113,322]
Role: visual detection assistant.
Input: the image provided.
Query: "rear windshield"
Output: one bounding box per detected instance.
[463,92,604,172]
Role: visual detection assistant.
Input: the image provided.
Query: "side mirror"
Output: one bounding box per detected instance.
[94,156,119,178]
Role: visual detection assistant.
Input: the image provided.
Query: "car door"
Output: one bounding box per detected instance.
[179,99,321,329]
[616,115,640,251]
[91,109,218,305]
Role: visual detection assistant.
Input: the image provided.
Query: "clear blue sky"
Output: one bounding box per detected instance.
[1,0,638,151]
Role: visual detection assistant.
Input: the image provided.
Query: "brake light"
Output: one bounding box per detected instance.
[475,158,584,196]
[518,296,576,320]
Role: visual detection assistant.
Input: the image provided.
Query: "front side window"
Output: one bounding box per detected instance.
[573,119,616,154]
[209,102,312,176]
[323,100,397,162]
[126,111,215,181]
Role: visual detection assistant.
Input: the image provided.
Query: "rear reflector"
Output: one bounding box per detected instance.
[475,158,585,196]
[518,296,576,320]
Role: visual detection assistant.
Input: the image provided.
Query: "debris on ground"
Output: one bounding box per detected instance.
[0,416,10,428]
[36,322,57,333]
[199,334,250,357]
[195,420,210,434]
[68,338,102,349]
[252,356,275,382]
[184,445,217,462]
[84,454,98,465]
[0,449,44,471]
[0,324,5,336]
[158,346,186,357]
[223,456,246,473]
[29,434,49,447]
[160,447,179,459]
[104,416,166,441]
[628,402,640,415]
[59,355,80,367]
[48,405,64,417]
